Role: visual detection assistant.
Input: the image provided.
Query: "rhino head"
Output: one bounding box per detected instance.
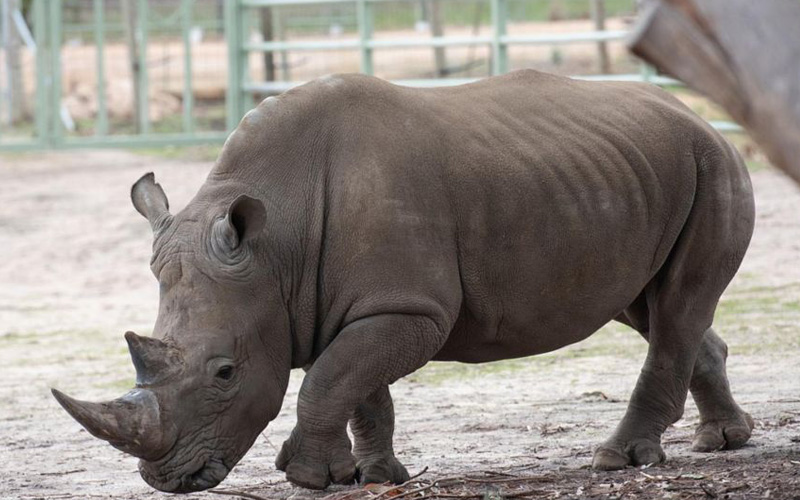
[52,173,292,492]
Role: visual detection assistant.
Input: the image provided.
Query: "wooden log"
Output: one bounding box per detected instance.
[628,0,800,185]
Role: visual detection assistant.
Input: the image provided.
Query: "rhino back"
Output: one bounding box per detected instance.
[310,72,724,361]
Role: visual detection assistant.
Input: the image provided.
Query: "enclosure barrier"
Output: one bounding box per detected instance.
[0,0,740,151]
[0,0,230,150]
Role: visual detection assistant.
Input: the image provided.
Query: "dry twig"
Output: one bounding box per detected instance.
[209,488,270,500]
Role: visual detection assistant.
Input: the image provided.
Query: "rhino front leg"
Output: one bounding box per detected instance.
[277,313,449,489]
[350,386,410,485]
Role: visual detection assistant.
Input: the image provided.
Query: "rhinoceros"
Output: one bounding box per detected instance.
[52,70,755,493]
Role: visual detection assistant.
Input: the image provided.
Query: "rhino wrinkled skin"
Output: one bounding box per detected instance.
[53,70,756,492]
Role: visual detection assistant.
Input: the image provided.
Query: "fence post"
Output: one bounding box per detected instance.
[260,6,275,82]
[225,0,244,132]
[590,0,610,74]
[122,0,148,134]
[137,0,149,134]
[2,0,26,126]
[32,0,48,146]
[93,0,108,136]
[428,0,446,77]
[356,0,373,75]
[490,0,507,75]
[181,0,194,134]
[1,0,7,130]
[47,0,62,146]
[640,62,654,83]
[275,7,290,81]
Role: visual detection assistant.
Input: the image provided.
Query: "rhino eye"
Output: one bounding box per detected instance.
[216,365,234,381]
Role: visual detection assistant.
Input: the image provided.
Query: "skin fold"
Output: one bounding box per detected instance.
[53,70,755,492]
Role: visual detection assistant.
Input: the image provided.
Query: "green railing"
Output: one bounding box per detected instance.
[225,0,742,134]
[0,0,740,152]
[0,0,230,151]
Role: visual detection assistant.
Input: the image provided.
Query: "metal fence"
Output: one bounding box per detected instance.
[0,0,230,150]
[0,0,739,151]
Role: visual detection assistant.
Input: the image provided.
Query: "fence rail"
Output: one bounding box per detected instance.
[0,0,741,152]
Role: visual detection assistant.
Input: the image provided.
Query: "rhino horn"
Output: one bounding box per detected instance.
[51,388,174,461]
[125,331,180,385]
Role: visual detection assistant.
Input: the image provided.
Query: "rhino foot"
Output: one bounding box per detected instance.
[592,438,666,471]
[276,428,356,489]
[356,453,410,485]
[692,412,754,452]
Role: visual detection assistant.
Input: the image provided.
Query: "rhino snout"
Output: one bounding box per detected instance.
[139,456,230,493]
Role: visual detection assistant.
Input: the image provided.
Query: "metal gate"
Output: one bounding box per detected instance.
[0,0,232,150]
[0,0,739,152]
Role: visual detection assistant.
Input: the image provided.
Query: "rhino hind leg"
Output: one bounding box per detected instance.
[350,386,410,485]
[686,328,754,452]
[615,307,754,454]
[594,147,754,471]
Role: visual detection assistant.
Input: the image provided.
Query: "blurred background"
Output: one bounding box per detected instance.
[0,0,749,152]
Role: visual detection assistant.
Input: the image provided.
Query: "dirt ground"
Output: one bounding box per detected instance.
[0,150,798,500]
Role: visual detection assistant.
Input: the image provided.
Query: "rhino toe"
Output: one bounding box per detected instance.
[285,461,331,490]
[692,412,754,452]
[329,454,357,485]
[592,447,629,471]
[593,439,666,470]
[277,427,356,489]
[356,454,410,485]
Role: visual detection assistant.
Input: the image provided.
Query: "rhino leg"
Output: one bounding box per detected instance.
[591,331,693,470]
[594,149,753,471]
[686,328,754,452]
[616,306,754,454]
[276,314,449,489]
[350,386,410,485]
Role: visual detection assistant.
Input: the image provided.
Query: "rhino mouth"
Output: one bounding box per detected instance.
[140,456,230,493]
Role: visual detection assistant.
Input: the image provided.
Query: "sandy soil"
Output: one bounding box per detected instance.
[0,150,798,500]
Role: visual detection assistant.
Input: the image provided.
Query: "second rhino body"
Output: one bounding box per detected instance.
[54,70,755,493]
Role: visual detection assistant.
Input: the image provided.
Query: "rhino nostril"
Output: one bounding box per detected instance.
[183,458,228,492]
[188,463,207,481]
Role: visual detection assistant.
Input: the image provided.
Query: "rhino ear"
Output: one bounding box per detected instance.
[227,194,266,246]
[131,173,171,233]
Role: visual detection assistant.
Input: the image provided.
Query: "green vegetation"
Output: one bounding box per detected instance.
[713,280,800,355]
[717,293,800,319]
[745,160,769,173]
[0,330,43,344]
[94,376,137,392]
